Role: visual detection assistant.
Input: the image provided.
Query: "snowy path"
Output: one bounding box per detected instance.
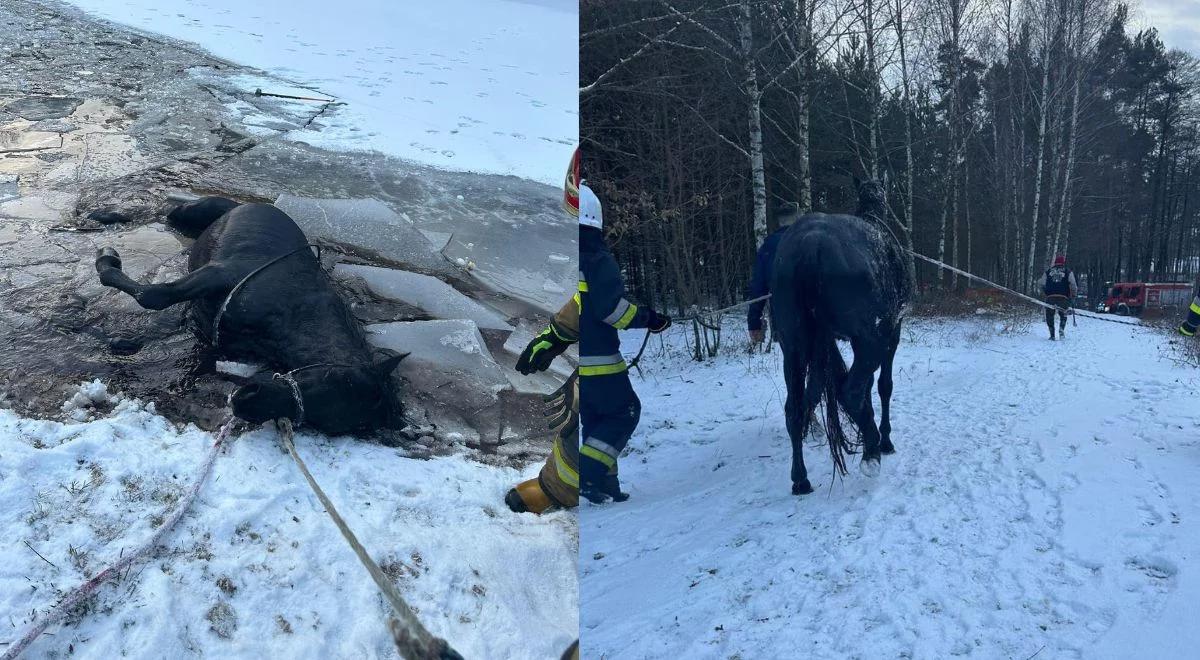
[581,316,1200,659]
[1,391,576,659]
[57,0,577,184]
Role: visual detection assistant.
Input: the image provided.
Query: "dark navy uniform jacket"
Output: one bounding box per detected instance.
[747,226,789,331]
[578,227,652,376]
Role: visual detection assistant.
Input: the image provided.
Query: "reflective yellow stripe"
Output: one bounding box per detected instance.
[580,444,616,468]
[550,323,576,343]
[612,302,639,329]
[578,280,589,292]
[1190,300,1200,315]
[1181,324,1196,337]
[553,440,579,488]
[579,362,628,377]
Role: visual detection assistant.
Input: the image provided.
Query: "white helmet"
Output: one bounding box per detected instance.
[579,182,602,229]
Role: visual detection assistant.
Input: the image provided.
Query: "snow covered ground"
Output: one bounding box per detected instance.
[59,0,577,184]
[581,313,1200,659]
[1,384,577,659]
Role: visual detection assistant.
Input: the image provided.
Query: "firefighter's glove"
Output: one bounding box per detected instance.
[647,310,672,334]
[516,323,574,374]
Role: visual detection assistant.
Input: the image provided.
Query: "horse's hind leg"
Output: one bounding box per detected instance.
[843,336,885,473]
[878,322,902,455]
[782,342,814,495]
[96,249,232,310]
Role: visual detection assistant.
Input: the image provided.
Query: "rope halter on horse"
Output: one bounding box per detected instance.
[273,370,307,426]
[266,362,391,429]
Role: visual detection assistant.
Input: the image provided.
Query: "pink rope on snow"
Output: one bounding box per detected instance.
[1,418,237,660]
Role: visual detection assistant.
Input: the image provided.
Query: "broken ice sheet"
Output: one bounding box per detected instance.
[0,175,16,203]
[335,264,511,331]
[0,131,63,153]
[3,96,83,121]
[441,213,575,315]
[275,194,454,276]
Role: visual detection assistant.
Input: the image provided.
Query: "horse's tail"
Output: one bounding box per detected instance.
[804,302,855,476]
[794,238,858,476]
[166,196,241,238]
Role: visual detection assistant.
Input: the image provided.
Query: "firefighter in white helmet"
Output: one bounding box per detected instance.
[573,172,671,503]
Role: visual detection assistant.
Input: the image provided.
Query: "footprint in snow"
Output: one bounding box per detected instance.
[1125,555,1177,581]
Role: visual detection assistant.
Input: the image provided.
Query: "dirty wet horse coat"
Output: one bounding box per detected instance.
[95,197,405,434]
[769,182,912,494]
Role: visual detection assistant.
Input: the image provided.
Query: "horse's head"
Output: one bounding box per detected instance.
[855,178,887,219]
[229,353,407,435]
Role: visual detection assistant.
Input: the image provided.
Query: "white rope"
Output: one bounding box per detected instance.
[678,252,1141,329]
[276,420,462,660]
[2,418,237,660]
[906,251,1143,326]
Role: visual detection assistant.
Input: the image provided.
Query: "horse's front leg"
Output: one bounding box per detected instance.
[96,248,232,311]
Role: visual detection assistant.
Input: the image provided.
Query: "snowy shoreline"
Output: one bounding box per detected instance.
[1,384,577,658]
[582,313,1200,659]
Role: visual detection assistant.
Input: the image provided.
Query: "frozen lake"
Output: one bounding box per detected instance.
[62,0,578,184]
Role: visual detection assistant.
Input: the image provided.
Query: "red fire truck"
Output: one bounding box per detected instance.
[1099,282,1193,316]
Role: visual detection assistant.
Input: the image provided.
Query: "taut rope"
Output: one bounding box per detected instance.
[276,419,463,660]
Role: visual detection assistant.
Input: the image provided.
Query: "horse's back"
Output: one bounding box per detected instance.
[191,203,308,270]
[772,211,903,339]
[776,212,880,281]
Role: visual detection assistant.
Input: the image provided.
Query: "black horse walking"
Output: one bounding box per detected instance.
[769,181,912,494]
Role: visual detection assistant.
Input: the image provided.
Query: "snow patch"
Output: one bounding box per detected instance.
[582,314,1200,659]
[1,405,576,658]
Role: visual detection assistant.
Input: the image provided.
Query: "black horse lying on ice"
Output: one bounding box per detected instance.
[770,180,913,494]
[95,197,406,435]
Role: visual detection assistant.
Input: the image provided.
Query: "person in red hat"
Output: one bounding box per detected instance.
[1039,254,1077,340]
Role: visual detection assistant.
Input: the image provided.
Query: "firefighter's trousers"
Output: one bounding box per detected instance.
[579,371,641,485]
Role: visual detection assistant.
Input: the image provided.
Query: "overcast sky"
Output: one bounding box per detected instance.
[1137,0,1200,56]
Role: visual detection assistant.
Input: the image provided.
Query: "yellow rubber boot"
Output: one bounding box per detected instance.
[505,478,555,514]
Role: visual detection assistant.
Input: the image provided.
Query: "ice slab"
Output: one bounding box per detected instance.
[0,175,16,204]
[419,229,452,251]
[3,96,83,121]
[0,131,62,153]
[335,264,511,331]
[365,320,511,415]
[441,212,576,315]
[274,194,454,276]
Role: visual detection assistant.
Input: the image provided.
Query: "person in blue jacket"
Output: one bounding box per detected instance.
[747,204,801,345]
[577,181,671,503]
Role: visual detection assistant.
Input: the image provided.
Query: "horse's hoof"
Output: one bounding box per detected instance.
[95,247,122,272]
[860,456,881,478]
[792,479,814,495]
[881,442,896,455]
